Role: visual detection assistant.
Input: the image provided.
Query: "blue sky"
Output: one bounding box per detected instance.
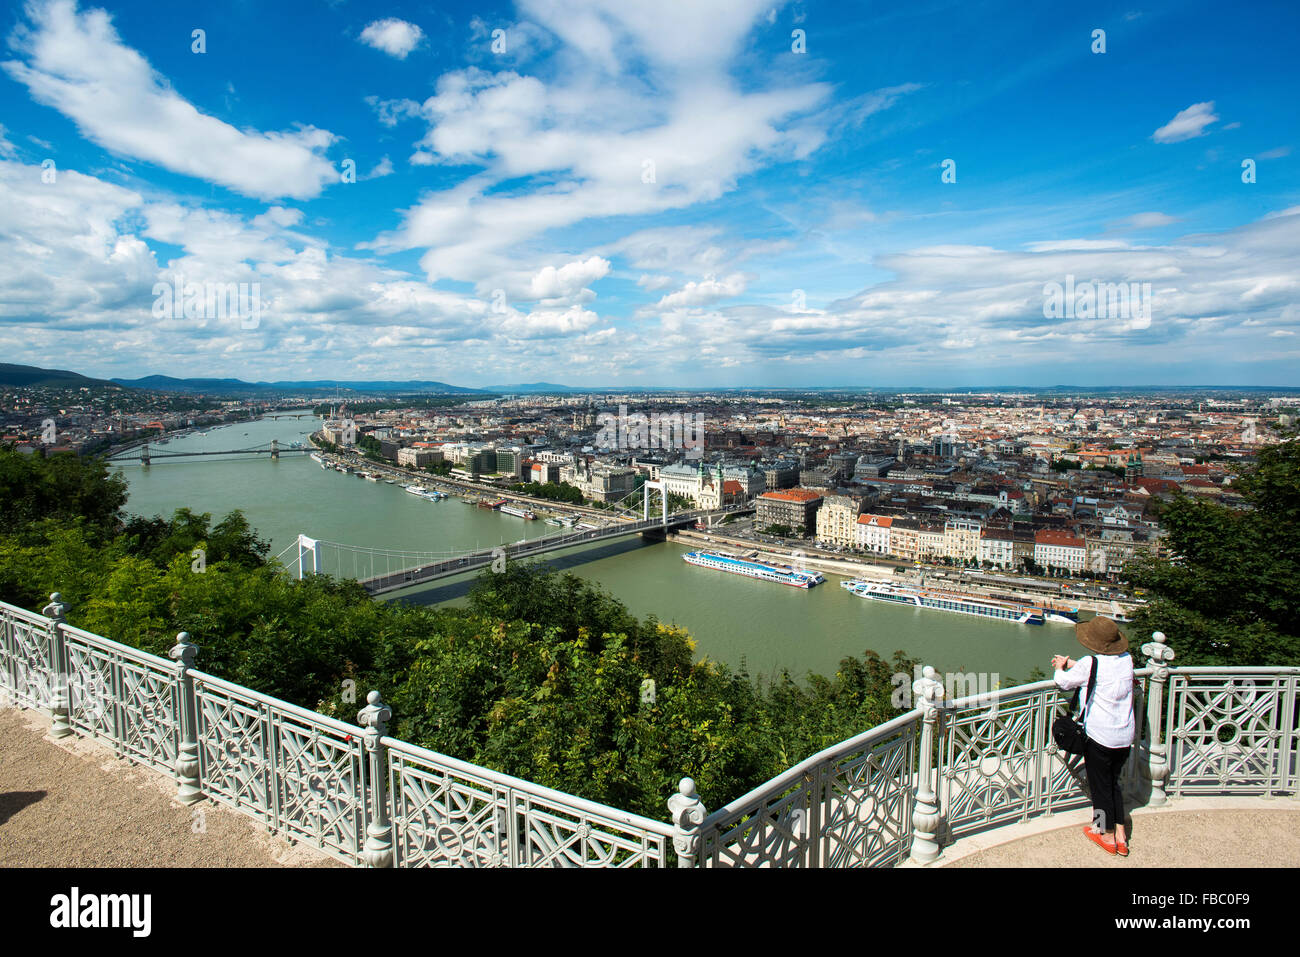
[1,0,1297,387]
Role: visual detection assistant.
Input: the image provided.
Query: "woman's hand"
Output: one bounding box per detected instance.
[1051,655,1070,671]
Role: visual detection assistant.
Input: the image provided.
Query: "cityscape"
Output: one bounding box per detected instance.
[0,0,1295,925]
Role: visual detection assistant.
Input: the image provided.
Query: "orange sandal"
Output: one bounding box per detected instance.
[1115,838,1129,857]
[1084,826,1117,854]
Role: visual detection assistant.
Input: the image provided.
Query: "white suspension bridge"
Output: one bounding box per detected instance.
[272,480,746,595]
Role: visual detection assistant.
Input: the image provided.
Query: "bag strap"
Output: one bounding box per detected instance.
[1080,655,1099,728]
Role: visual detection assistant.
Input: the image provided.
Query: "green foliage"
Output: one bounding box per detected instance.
[0,446,127,538]
[1126,437,1300,665]
[508,480,583,504]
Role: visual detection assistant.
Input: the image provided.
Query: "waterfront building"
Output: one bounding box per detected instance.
[660,462,709,503]
[917,522,946,561]
[397,447,442,468]
[978,527,1015,568]
[855,513,893,555]
[1034,528,1087,573]
[889,518,920,562]
[755,488,824,536]
[559,461,637,502]
[815,495,862,547]
[943,518,982,562]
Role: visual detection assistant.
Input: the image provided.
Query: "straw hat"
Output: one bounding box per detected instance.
[1075,616,1129,655]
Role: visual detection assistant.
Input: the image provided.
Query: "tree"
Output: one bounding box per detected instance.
[1125,436,1300,666]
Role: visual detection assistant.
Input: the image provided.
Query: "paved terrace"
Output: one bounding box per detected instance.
[5,700,1298,868]
[0,706,338,868]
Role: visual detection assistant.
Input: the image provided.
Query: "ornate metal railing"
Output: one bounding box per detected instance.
[386,737,673,867]
[3,597,1296,868]
[935,673,1153,842]
[693,712,920,868]
[191,669,369,865]
[60,621,181,775]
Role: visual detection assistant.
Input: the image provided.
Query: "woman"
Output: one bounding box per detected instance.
[1051,616,1135,856]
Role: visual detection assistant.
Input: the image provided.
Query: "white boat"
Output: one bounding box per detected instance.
[841,580,1045,625]
[310,452,324,464]
[684,551,824,588]
[500,504,537,520]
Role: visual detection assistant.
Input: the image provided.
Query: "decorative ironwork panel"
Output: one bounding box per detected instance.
[700,782,814,868]
[390,751,510,867]
[59,625,180,774]
[818,724,917,868]
[387,743,668,868]
[194,678,276,826]
[941,691,1047,837]
[1167,672,1293,795]
[514,792,665,868]
[272,715,365,862]
[0,605,54,710]
[193,674,367,865]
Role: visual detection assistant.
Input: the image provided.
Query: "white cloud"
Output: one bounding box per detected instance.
[655,272,747,309]
[366,2,837,283]
[1152,101,1220,143]
[359,18,425,59]
[1109,212,1180,231]
[4,0,339,200]
[527,256,610,299]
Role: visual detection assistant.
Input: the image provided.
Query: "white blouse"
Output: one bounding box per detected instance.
[1054,653,1136,750]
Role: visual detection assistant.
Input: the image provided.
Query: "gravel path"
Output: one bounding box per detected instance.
[0,706,340,867]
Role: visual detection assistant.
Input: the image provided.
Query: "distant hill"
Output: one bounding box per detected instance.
[482,382,583,394]
[111,376,489,395]
[0,363,125,389]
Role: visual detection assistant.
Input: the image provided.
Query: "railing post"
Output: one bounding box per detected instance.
[668,777,706,868]
[1140,631,1175,807]
[169,632,203,805]
[909,665,946,864]
[42,593,71,739]
[358,691,394,868]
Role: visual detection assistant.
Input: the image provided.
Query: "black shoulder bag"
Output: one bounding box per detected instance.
[1052,656,1098,755]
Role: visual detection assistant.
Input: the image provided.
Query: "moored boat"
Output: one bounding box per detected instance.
[841,580,1046,625]
[683,551,824,588]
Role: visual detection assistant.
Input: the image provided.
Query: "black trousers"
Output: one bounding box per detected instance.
[1083,736,1130,833]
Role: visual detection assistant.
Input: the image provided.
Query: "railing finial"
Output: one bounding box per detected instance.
[358,691,394,867]
[43,593,71,738]
[42,593,69,621]
[909,664,946,864]
[1140,631,1175,806]
[668,777,706,868]
[169,632,203,805]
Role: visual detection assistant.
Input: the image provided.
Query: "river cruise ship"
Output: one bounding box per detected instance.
[683,551,825,588]
[841,580,1049,625]
[499,504,537,520]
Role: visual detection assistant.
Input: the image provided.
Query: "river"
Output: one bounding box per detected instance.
[114,412,1081,685]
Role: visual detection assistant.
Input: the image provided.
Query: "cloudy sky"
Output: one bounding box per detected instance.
[1,0,1297,387]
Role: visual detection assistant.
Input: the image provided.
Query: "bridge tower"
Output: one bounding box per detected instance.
[643,479,668,526]
[296,535,322,579]
[271,438,279,461]
[140,443,150,468]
